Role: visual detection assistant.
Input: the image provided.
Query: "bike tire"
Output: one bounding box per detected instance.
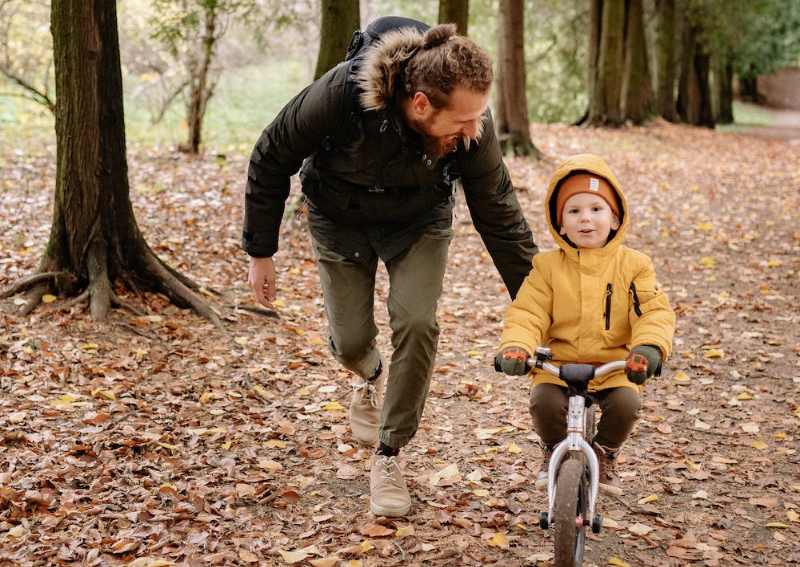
[553,458,588,567]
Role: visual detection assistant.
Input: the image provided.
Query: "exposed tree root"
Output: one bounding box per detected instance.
[0,272,62,299]
[18,283,48,317]
[58,290,89,310]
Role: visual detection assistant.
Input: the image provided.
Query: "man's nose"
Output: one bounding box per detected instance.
[461,121,479,139]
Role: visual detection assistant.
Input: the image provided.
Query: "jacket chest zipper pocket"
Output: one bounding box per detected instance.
[604,283,613,330]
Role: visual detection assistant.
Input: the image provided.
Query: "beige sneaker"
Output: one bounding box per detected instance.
[593,442,623,497]
[349,356,385,446]
[369,455,411,517]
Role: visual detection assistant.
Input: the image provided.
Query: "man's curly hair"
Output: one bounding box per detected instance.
[403,24,493,109]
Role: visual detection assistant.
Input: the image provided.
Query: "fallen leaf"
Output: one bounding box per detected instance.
[608,558,631,567]
[486,532,509,548]
[704,348,723,359]
[41,294,57,303]
[638,494,659,505]
[628,523,653,536]
[359,524,393,537]
[429,463,461,486]
[395,525,415,538]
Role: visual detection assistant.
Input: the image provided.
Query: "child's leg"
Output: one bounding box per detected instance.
[593,386,642,449]
[530,383,568,445]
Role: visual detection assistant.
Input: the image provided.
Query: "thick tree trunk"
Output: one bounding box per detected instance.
[587,0,625,126]
[439,0,469,35]
[314,0,360,80]
[677,25,714,128]
[621,0,652,123]
[715,57,734,124]
[496,0,538,157]
[739,76,758,103]
[655,0,678,121]
[8,0,228,335]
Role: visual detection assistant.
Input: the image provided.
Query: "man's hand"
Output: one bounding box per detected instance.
[625,345,661,385]
[248,256,277,309]
[496,346,532,376]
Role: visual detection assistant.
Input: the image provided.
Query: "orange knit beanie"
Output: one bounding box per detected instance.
[555,173,620,226]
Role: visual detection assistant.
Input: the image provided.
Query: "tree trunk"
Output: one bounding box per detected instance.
[577,0,603,125]
[739,75,758,103]
[621,0,652,123]
[677,25,714,128]
[185,4,218,154]
[587,0,625,126]
[715,57,734,124]
[654,0,678,121]
[8,0,228,334]
[439,0,469,35]
[314,0,360,80]
[496,0,538,157]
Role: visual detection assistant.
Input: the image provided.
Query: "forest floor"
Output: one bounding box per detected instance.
[1,119,799,567]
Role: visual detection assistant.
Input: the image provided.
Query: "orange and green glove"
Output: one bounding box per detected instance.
[625,345,661,385]
[496,346,532,376]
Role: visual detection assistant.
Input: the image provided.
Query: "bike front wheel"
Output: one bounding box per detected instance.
[553,458,588,567]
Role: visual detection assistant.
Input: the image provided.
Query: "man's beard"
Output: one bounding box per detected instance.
[410,117,463,160]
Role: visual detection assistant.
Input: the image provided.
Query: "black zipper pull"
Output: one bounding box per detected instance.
[604,283,613,330]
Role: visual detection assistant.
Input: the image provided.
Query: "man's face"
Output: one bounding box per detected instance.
[407,86,490,159]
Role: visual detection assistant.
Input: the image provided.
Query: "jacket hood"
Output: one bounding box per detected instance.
[545,153,628,255]
[356,27,424,112]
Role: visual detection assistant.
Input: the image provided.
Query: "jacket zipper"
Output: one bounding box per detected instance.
[604,283,612,330]
[629,283,642,316]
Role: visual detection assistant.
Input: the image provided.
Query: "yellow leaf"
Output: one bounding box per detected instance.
[787,510,799,523]
[466,350,484,358]
[157,443,177,450]
[395,525,416,538]
[199,392,213,404]
[42,294,57,303]
[278,550,311,563]
[51,393,77,406]
[359,540,374,553]
[254,384,269,397]
[661,229,670,238]
[234,336,249,345]
[7,525,25,538]
[312,336,325,345]
[322,401,344,411]
[673,372,690,383]
[487,532,509,548]
[91,389,116,401]
[699,256,715,269]
[775,432,786,439]
[473,489,490,497]
[765,522,790,529]
[266,440,286,449]
[704,349,723,359]
[737,392,754,401]
[638,494,659,504]
[751,441,768,450]
[80,343,99,351]
[608,559,631,567]
[271,299,286,307]
[293,327,305,336]
[507,442,522,454]
[221,441,232,450]
[767,260,781,267]
[289,268,301,275]
[697,223,713,231]
[146,561,175,567]
[135,349,146,360]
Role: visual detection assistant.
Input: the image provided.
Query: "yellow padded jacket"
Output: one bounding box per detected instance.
[500,153,675,393]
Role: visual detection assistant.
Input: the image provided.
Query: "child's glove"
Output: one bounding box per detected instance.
[625,345,661,385]
[496,346,531,375]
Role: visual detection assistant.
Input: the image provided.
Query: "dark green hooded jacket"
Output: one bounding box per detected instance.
[243,24,537,298]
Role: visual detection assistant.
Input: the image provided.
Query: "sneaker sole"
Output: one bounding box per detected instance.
[370,500,411,517]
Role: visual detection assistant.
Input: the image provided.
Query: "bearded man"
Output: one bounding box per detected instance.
[243,17,537,517]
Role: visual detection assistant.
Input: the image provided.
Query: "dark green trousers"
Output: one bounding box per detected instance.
[312,228,453,448]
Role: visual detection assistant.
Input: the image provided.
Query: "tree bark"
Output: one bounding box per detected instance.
[621,0,652,123]
[185,4,218,154]
[587,0,625,126]
[654,0,678,121]
[314,0,360,80]
[715,57,734,124]
[496,0,538,157]
[439,0,469,35]
[16,0,229,335]
[677,24,714,128]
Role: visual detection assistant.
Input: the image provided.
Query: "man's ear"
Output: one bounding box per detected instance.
[611,213,621,230]
[411,91,431,117]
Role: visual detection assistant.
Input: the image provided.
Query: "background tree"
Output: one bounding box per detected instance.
[585,0,625,126]
[314,0,360,80]
[621,0,652,123]
[439,0,469,35]
[0,0,54,113]
[654,0,679,122]
[2,0,226,332]
[495,0,537,157]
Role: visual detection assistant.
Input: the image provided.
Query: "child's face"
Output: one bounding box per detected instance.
[559,192,621,248]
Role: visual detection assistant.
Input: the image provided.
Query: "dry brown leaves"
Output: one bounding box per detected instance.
[0,121,798,566]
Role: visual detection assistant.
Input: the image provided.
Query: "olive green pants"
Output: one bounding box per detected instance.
[311,228,453,448]
[530,383,642,450]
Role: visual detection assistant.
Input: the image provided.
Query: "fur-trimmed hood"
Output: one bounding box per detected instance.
[356,26,425,112]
